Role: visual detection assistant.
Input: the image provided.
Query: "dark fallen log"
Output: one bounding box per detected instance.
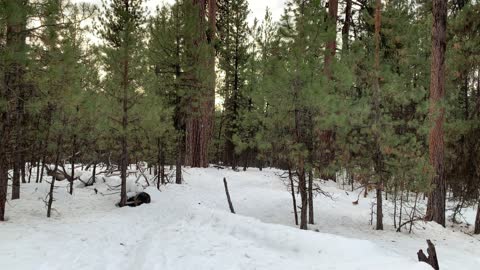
[417,239,439,270]
[125,192,151,207]
[223,177,235,214]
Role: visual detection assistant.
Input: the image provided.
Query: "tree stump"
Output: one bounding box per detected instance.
[417,239,439,270]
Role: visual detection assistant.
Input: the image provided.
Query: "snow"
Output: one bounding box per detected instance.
[1,166,478,269]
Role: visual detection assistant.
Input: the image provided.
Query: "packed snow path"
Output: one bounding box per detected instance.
[1,167,478,269]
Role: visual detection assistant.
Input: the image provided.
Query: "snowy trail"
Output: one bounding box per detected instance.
[1,167,477,269]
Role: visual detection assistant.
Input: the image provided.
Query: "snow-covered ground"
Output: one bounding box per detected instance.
[1,167,478,269]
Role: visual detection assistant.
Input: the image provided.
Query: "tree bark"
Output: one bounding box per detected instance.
[0,156,7,221]
[308,170,314,224]
[47,134,63,218]
[373,0,383,231]
[324,0,338,77]
[184,0,216,168]
[474,201,480,234]
[425,0,447,227]
[288,167,299,226]
[70,133,77,195]
[5,0,28,201]
[341,0,352,52]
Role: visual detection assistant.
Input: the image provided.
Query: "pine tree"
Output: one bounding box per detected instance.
[425,0,448,227]
[183,0,217,167]
[3,0,29,201]
[148,2,187,184]
[98,0,147,207]
[217,0,250,168]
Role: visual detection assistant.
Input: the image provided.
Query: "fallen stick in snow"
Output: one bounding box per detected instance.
[223,177,235,214]
[417,239,439,270]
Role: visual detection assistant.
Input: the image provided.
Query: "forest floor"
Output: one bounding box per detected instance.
[1,166,479,269]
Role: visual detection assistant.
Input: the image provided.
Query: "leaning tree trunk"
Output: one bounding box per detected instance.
[425,0,448,227]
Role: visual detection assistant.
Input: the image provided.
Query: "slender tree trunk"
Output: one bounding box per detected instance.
[288,167,299,226]
[376,185,383,230]
[324,0,338,77]
[70,134,77,195]
[21,156,26,184]
[474,201,480,234]
[373,0,383,231]
[92,162,97,185]
[47,134,63,218]
[341,0,352,53]
[5,0,28,201]
[28,160,33,183]
[176,135,183,184]
[35,155,41,183]
[308,170,314,224]
[119,15,130,207]
[0,155,8,221]
[425,0,448,227]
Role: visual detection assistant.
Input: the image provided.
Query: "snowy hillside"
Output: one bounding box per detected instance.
[1,167,478,270]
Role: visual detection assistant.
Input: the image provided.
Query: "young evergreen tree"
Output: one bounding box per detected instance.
[217,0,250,168]
[98,0,146,207]
[148,2,187,184]
[3,0,29,201]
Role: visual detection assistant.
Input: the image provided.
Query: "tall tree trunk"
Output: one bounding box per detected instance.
[176,137,183,184]
[288,167,299,226]
[184,0,216,168]
[297,163,308,230]
[308,170,314,224]
[70,134,77,195]
[119,13,130,207]
[5,0,28,201]
[341,0,352,53]
[425,0,447,227]
[324,0,338,77]
[92,162,97,185]
[474,201,480,234]
[373,0,383,230]
[47,134,63,218]
[0,154,8,221]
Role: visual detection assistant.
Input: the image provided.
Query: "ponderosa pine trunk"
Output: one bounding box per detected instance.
[373,0,383,231]
[184,0,216,168]
[341,0,352,52]
[425,0,447,227]
[324,0,338,77]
